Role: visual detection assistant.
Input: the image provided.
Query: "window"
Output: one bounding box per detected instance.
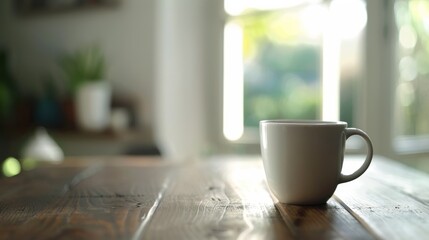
[393,0,429,153]
[223,0,367,142]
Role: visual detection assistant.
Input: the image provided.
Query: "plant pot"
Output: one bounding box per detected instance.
[75,81,111,132]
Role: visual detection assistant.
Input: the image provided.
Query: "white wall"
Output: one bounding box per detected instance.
[0,0,227,158]
[154,0,225,160]
[0,0,156,127]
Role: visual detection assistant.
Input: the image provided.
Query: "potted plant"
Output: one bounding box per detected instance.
[61,46,111,132]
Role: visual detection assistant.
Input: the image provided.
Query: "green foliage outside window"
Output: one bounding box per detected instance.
[395,0,429,136]
[235,11,321,128]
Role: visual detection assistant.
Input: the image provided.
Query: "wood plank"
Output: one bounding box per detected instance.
[66,165,174,240]
[335,156,429,240]
[0,165,85,197]
[1,161,174,240]
[0,163,101,239]
[368,156,429,203]
[143,160,292,239]
[0,158,291,239]
[0,164,94,217]
[275,198,376,239]
[5,155,427,239]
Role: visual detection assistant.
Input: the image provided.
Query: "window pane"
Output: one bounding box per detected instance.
[339,35,364,127]
[394,0,429,137]
[239,8,323,129]
[223,0,366,141]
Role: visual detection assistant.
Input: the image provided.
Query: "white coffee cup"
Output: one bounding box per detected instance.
[260,120,373,205]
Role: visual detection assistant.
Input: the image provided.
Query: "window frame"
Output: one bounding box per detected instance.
[210,0,429,160]
[363,0,429,168]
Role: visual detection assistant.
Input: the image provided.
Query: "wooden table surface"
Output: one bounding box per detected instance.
[1,155,429,239]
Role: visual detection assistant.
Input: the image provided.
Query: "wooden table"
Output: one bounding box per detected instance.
[1,155,429,239]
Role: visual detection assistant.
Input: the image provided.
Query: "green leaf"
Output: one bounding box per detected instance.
[60,45,106,93]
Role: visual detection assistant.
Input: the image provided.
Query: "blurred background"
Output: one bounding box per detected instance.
[1,0,429,176]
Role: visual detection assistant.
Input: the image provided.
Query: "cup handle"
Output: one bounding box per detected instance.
[338,128,373,184]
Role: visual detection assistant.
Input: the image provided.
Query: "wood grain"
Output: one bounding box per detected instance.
[275,198,376,239]
[335,156,429,240]
[0,158,290,239]
[143,160,292,239]
[0,161,175,239]
[0,164,98,239]
[2,156,429,240]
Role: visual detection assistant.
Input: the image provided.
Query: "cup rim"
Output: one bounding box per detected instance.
[259,119,347,126]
